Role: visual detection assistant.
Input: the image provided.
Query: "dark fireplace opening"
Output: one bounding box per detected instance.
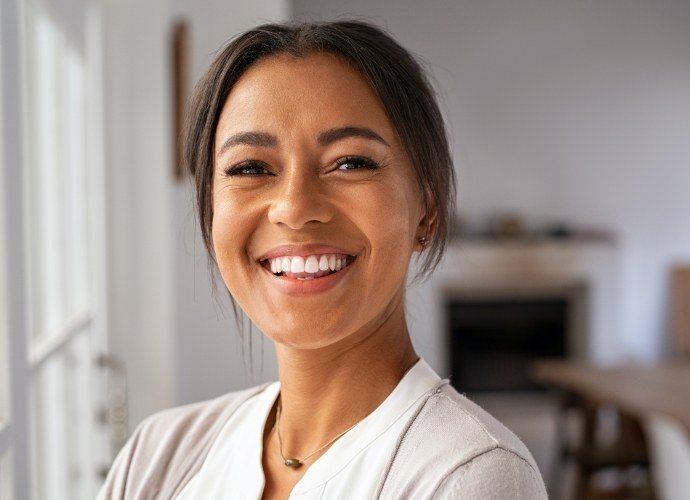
[448,298,569,392]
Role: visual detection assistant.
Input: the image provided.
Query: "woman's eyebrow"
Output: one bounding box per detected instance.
[318,126,390,147]
[218,131,277,155]
[217,126,389,156]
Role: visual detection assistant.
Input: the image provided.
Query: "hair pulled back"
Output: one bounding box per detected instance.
[185,20,456,280]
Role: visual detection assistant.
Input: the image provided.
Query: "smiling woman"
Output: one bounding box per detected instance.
[98,21,547,500]
[212,52,426,350]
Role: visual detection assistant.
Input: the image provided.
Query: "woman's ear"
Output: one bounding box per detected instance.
[415,199,438,251]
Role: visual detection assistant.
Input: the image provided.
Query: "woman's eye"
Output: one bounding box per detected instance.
[224,161,270,176]
[336,156,379,171]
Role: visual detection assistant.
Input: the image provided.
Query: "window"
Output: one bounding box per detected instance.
[1,0,108,498]
[24,1,90,351]
[0,0,8,426]
[0,0,18,496]
[0,451,14,499]
[0,2,13,492]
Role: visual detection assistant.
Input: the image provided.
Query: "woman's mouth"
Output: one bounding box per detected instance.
[260,253,354,280]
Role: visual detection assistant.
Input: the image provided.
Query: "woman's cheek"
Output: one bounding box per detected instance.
[213,194,247,246]
[212,206,243,280]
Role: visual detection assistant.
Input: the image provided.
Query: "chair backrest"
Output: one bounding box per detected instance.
[671,265,690,358]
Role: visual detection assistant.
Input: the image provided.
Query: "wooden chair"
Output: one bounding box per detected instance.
[543,266,690,499]
[554,393,653,500]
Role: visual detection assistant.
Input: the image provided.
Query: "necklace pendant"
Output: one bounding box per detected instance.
[284,458,302,468]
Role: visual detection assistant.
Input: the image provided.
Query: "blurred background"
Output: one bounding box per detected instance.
[1,0,689,498]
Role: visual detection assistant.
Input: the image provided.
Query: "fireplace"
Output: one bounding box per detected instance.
[444,283,588,393]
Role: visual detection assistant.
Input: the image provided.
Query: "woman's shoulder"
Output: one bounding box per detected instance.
[97,383,272,500]
[422,383,537,463]
[379,382,548,499]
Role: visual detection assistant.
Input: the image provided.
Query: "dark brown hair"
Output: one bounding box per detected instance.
[185,20,455,280]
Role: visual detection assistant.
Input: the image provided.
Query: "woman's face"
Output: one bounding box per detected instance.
[212,52,427,349]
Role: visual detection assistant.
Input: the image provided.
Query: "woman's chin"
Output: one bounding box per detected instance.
[262,324,351,351]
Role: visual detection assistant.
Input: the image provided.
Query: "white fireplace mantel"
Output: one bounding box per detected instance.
[406,239,621,377]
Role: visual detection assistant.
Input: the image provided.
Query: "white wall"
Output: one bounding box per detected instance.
[102,0,176,427]
[293,0,690,362]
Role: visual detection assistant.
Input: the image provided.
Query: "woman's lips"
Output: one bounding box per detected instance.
[256,244,358,294]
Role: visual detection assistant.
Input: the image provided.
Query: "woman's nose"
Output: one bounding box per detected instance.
[267,168,334,230]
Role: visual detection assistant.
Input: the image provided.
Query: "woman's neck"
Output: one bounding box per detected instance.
[273,300,418,458]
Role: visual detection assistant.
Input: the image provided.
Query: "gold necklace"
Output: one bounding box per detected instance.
[274,402,360,468]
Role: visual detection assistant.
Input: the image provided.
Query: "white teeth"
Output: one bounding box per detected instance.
[305,255,319,273]
[319,255,329,271]
[267,253,352,276]
[290,256,305,273]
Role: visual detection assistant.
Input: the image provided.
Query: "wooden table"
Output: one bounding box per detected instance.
[532,360,690,430]
[532,360,690,499]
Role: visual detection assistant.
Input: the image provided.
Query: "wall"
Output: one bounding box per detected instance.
[102,0,176,427]
[293,0,690,362]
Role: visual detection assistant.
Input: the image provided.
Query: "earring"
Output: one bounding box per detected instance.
[417,236,429,246]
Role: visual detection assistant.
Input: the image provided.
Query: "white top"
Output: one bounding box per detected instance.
[176,359,441,499]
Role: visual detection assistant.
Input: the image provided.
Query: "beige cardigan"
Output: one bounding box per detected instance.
[98,381,548,499]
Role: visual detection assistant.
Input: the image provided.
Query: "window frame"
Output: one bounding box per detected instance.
[1,0,31,495]
[1,0,108,497]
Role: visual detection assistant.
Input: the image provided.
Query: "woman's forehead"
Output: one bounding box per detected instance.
[214,52,397,145]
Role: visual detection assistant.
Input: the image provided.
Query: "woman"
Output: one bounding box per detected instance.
[99,20,547,499]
